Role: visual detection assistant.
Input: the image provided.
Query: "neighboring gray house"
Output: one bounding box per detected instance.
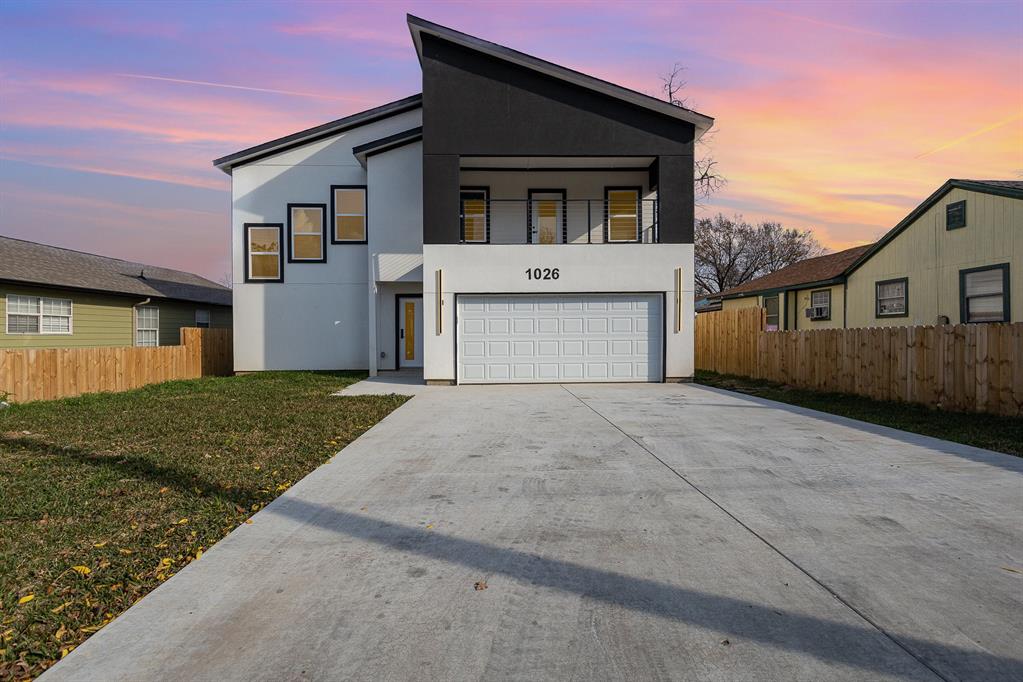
[214,15,713,384]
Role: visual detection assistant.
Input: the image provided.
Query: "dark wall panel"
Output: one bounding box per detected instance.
[421,35,695,156]
[656,155,695,243]
[424,154,461,244]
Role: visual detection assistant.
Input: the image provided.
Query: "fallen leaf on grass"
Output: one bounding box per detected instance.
[71,565,91,576]
[118,549,132,555]
[92,541,108,548]
[245,519,253,524]
[60,645,76,658]
[18,594,34,605]
[194,550,203,561]
[51,601,71,614]
[174,518,189,525]
[473,580,488,591]
[54,624,66,641]
[158,487,169,494]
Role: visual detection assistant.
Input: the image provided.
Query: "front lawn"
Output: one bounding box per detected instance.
[695,370,1023,458]
[0,371,408,680]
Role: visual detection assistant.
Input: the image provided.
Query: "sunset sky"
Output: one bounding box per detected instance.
[1,0,1020,282]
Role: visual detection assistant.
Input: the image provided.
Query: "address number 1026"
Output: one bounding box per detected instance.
[526,267,560,280]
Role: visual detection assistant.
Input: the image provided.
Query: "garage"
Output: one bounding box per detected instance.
[457,294,662,384]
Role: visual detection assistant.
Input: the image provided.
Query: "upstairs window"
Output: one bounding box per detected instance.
[6,295,72,334]
[244,223,283,282]
[460,188,488,243]
[876,278,908,317]
[331,186,367,243]
[136,306,159,347]
[961,264,1009,323]
[195,309,210,328]
[946,200,966,230]
[288,203,326,262]
[606,187,641,242]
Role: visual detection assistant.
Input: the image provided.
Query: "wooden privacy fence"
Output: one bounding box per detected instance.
[0,328,233,403]
[695,308,1023,417]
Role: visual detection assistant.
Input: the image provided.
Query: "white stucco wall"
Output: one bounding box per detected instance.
[230,109,421,371]
[422,244,695,382]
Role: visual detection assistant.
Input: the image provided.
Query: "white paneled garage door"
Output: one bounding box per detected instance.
[457,294,662,384]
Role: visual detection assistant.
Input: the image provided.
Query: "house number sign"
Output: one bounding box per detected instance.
[525,267,560,280]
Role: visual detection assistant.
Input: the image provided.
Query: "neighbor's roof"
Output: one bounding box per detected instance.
[406,15,714,139]
[212,94,422,174]
[0,236,232,306]
[719,244,873,299]
[845,179,1023,275]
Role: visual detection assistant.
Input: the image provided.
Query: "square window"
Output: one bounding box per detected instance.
[946,200,966,230]
[961,265,1008,323]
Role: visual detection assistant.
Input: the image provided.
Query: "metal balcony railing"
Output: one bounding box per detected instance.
[458,199,659,244]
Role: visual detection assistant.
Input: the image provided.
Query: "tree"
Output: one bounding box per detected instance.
[694,214,825,296]
[661,63,724,200]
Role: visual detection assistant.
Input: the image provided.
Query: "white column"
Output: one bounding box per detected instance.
[368,256,378,377]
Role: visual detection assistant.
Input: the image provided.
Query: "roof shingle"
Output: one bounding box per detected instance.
[0,236,231,306]
[719,244,873,299]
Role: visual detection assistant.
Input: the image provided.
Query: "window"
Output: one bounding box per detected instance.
[876,278,908,317]
[809,289,831,320]
[136,306,159,347]
[331,186,367,243]
[6,294,72,334]
[244,223,283,282]
[764,295,780,331]
[195,310,210,328]
[287,203,326,262]
[946,200,966,230]
[960,264,1009,323]
[605,187,641,242]
[460,188,488,243]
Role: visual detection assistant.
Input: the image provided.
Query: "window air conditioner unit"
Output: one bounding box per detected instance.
[805,306,829,320]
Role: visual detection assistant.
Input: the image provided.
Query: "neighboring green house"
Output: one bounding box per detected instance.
[1,236,231,349]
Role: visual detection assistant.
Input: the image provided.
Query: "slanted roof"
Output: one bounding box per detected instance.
[845,179,1023,275]
[212,94,422,174]
[406,15,714,140]
[719,244,873,299]
[352,126,423,167]
[0,236,232,306]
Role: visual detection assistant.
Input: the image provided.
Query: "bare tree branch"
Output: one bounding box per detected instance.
[660,62,724,200]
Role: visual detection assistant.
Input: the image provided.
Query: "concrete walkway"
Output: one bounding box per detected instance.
[45,384,1023,681]
[334,369,430,396]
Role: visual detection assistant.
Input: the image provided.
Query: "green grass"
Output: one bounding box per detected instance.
[695,370,1023,458]
[0,372,408,680]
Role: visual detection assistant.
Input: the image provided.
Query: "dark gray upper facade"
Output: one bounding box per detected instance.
[410,16,710,246]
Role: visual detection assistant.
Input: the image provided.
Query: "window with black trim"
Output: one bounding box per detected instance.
[605,187,641,242]
[195,309,210,328]
[331,186,367,243]
[960,264,1009,323]
[946,200,966,230]
[244,223,284,283]
[288,203,326,262]
[876,278,907,317]
[810,289,831,320]
[460,188,488,243]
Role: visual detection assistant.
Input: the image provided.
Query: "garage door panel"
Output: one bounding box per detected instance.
[458,294,661,384]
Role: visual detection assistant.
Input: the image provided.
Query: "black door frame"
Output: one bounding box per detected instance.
[394,293,424,369]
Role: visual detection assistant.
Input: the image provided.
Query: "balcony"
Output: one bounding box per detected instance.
[457,197,660,245]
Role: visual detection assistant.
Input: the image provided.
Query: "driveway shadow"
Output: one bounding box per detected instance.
[269,496,1022,680]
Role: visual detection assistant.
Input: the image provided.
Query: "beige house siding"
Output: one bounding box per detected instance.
[791,284,845,330]
[0,283,232,349]
[720,296,760,312]
[846,188,1021,328]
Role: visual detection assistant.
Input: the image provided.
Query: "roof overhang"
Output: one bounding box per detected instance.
[720,276,846,300]
[352,126,423,167]
[212,94,422,174]
[407,15,714,140]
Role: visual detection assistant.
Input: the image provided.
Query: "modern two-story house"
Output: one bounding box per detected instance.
[214,16,712,384]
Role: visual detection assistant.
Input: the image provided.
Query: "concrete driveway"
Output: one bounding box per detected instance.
[45,383,1023,681]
